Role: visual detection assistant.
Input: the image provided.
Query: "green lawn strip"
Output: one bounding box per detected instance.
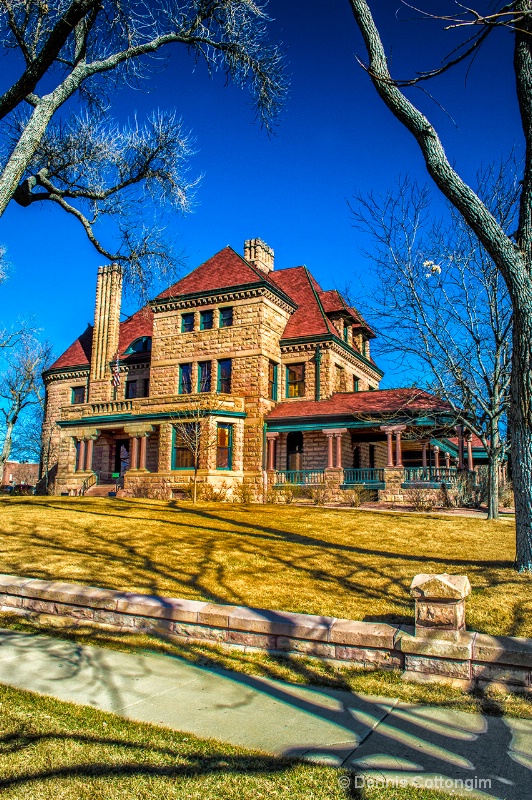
[0,683,453,800]
[0,497,530,638]
[2,611,531,721]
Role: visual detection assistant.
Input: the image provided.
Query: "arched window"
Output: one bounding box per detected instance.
[286,431,303,471]
[124,336,152,354]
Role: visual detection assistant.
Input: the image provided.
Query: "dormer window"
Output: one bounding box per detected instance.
[219,307,233,328]
[343,323,349,343]
[124,336,151,354]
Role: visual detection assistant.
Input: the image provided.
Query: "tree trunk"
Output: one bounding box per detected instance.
[0,417,15,474]
[193,465,198,505]
[487,456,500,521]
[509,302,532,570]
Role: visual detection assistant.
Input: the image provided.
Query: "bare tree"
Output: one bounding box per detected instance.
[347,0,532,571]
[0,333,52,474]
[351,169,514,519]
[0,0,286,289]
[171,393,230,504]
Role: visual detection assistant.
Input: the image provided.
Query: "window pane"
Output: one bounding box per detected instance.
[268,362,278,400]
[287,363,305,397]
[216,424,232,469]
[125,381,137,399]
[217,359,231,393]
[179,363,192,394]
[219,307,233,328]
[198,361,212,392]
[72,387,85,404]
[200,310,213,330]
[181,313,195,333]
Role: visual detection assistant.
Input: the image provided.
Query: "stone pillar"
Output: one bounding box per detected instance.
[130,436,139,471]
[410,573,471,639]
[326,432,334,468]
[380,425,395,467]
[433,445,440,470]
[422,443,427,468]
[77,439,86,472]
[266,432,279,471]
[394,426,406,468]
[85,438,94,471]
[445,451,451,469]
[465,433,474,471]
[335,433,342,468]
[139,435,148,470]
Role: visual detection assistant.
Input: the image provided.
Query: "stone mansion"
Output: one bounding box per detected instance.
[42,239,484,499]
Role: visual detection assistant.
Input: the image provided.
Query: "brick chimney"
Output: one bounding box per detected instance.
[89,263,123,402]
[244,238,274,274]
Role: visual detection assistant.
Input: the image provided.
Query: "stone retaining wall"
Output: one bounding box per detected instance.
[0,574,530,693]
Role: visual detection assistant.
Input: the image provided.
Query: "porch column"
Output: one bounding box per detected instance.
[85,438,95,471]
[457,426,465,469]
[139,434,148,470]
[465,432,474,471]
[380,425,395,467]
[335,433,342,468]
[326,432,334,468]
[422,443,428,468]
[394,425,406,468]
[445,451,451,469]
[433,445,440,469]
[266,432,278,471]
[130,436,139,470]
[78,439,86,472]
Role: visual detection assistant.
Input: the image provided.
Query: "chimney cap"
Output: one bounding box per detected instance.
[244,238,274,273]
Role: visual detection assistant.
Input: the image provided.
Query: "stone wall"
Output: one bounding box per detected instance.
[0,574,530,693]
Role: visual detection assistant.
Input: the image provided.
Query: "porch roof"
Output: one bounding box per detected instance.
[267,388,452,427]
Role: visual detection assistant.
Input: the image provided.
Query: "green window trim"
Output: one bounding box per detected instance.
[200,310,214,330]
[171,424,196,470]
[268,362,278,401]
[286,363,305,398]
[181,312,195,333]
[179,363,192,394]
[343,323,349,343]
[353,377,359,392]
[71,386,85,405]
[216,423,233,470]
[217,359,232,393]
[219,307,233,328]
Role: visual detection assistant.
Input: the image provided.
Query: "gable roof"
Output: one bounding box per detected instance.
[269,266,337,339]
[266,388,453,420]
[156,246,277,299]
[48,325,93,371]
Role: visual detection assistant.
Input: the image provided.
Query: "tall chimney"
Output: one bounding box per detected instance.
[244,238,274,273]
[89,263,123,402]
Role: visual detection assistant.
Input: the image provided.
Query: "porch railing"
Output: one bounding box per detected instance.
[80,471,98,495]
[343,468,385,485]
[275,470,325,485]
[403,467,458,484]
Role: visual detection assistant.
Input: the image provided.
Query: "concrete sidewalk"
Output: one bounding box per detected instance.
[0,629,530,799]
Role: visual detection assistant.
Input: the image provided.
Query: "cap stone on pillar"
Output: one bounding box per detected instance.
[410,573,471,638]
[244,238,274,274]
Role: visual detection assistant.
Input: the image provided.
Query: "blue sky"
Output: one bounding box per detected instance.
[0,1,523,385]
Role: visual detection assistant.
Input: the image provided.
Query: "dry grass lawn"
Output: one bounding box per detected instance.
[0,496,530,638]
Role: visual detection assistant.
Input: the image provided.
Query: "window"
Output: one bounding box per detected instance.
[268,362,278,400]
[286,363,305,398]
[125,336,151,354]
[343,323,349,343]
[71,386,85,404]
[172,425,196,469]
[181,312,195,333]
[217,359,232,393]
[198,361,212,392]
[353,377,359,392]
[179,363,192,394]
[219,307,233,328]
[368,385,376,391]
[216,424,233,469]
[286,431,303,471]
[125,380,137,399]
[200,310,213,330]
[143,378,150,397]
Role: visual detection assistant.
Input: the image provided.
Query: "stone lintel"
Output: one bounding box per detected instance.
[123,423,155,437]
[322,428,348,435]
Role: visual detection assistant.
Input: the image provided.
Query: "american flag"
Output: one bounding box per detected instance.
[112,351,121,388]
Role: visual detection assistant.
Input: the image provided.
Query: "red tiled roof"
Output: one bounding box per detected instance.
[318,289,347,314]
[269,266,337,338]
[266,388,453,420]
[49,325,93,370]
[156,246,277,299]
[446,434,484,449]
[49,307,153,371]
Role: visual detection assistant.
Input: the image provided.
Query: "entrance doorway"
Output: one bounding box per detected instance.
[114,439,130,475]
[286,431,303,471]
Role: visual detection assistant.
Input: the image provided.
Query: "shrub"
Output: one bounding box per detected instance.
[277,483,304,504]
[309,485,330,505]
[196,482,228,502]
[342,486,371,507]
[404,487,438,512]
[232,483,256,504]
[500,481,514,508]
